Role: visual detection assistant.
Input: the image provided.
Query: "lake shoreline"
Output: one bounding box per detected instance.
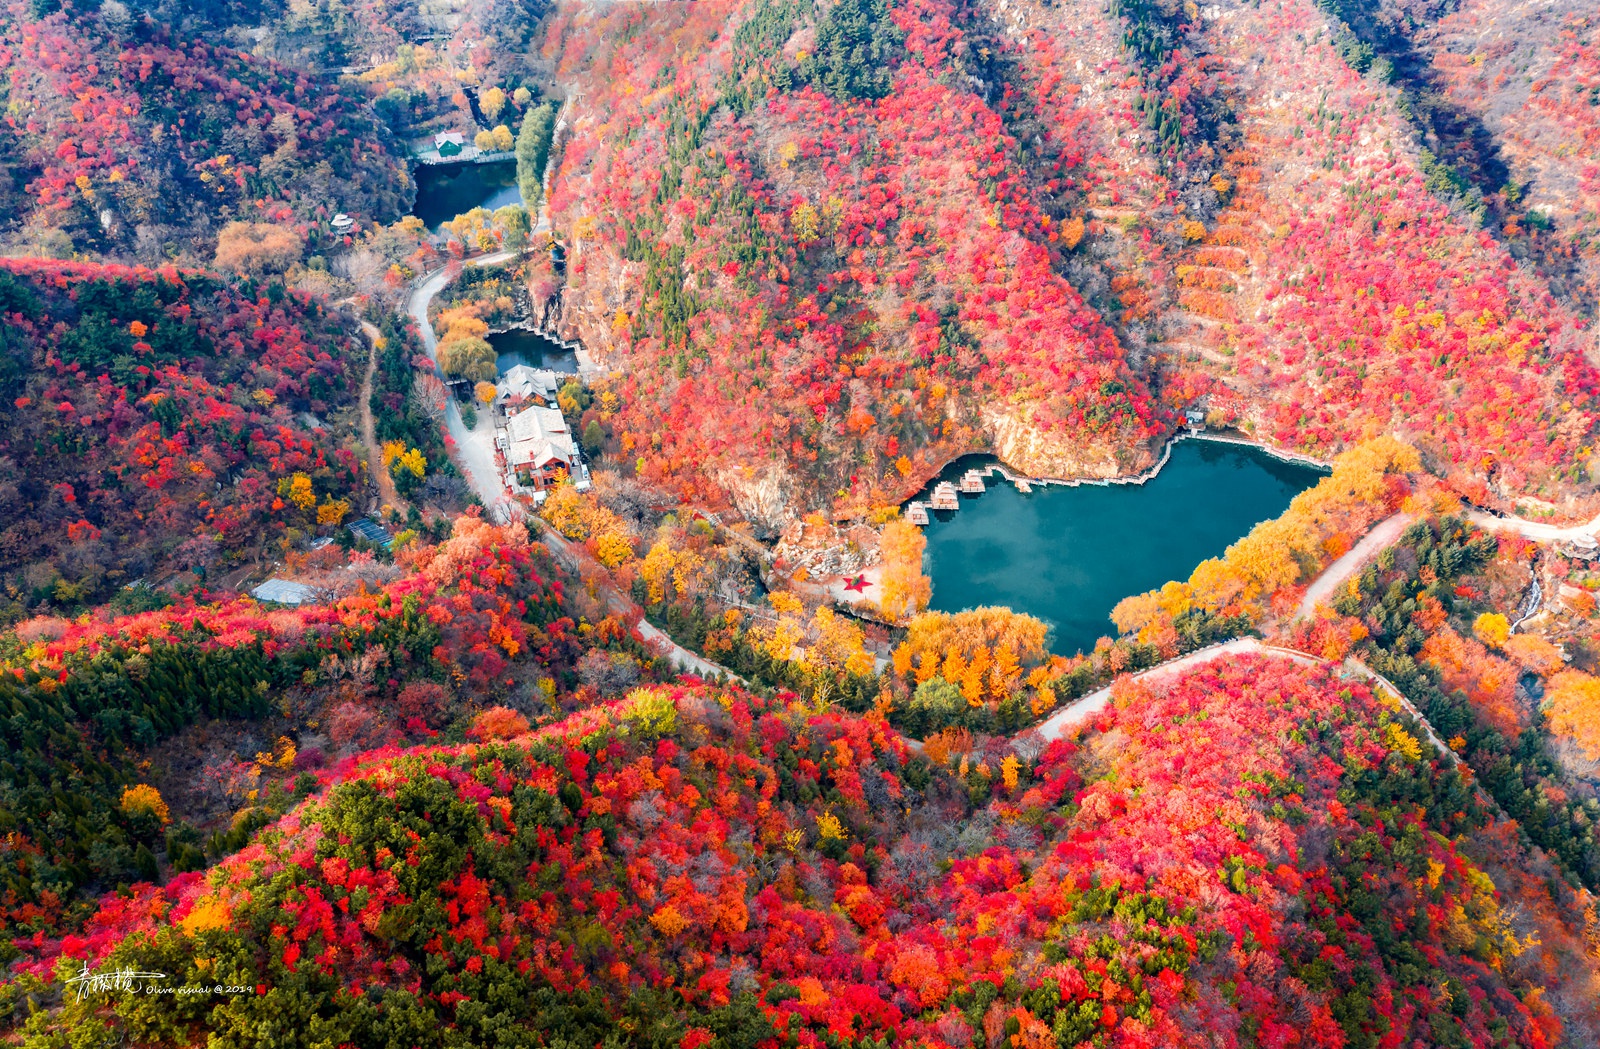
[906,429,1331,507]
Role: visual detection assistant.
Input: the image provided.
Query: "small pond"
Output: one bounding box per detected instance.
[918,440,1324,655]
[488,328,577,375]
[412,160,521,229]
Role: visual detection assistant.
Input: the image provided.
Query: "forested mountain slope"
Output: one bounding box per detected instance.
[7,655,1596,1046]
[0,516,580,921]
[535,0,1600,524]
[1150,0,1600,495]
[544,0,1169,524]
[0,259,370,615]
[0,6,410,260]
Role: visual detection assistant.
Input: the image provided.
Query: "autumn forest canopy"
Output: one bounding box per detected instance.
[2,0,1600,1045]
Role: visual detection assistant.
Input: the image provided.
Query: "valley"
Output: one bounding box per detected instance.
[1,0,1600,1046]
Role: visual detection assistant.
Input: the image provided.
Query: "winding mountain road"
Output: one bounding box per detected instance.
[406,253,730,680]
[398,124,736,677]
[407,252,518,522]
[1033,637,1455,761]
[1465,508,1600,544]
[1295,512,1413,620]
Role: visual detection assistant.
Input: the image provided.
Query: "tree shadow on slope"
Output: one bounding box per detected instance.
[1315,0,1592,312]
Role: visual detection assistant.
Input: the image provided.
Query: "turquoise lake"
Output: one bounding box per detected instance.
[918,440,1323,655]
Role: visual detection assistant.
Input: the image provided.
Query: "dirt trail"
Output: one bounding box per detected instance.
[357,319,404,510]
[1296,512,1413,620]
[1466,507,1600,544]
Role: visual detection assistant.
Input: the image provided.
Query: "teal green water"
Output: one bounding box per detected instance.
[918,441,1323,655]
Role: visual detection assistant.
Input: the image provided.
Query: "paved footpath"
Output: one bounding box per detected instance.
[1033,637,1455,762]
[406,253,519,522]
[1032,505,1458,758]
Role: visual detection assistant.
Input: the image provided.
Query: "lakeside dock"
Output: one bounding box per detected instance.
[902,431,1332,519]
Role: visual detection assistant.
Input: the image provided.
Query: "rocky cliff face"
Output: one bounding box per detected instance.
[981,404,1152,483]
[714,462,801,538]
[551,240,633,361]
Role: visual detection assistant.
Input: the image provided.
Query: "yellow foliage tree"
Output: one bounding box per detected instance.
[967,645,991,686]
[992,644,1021,696]
[770,590,804,616]
[640,540,679,605]
[381,440,406,470]
[762,616,805,663]
[1384,721,1424,761]
[540,483,592,539]
[1000,754,1021,793]
[540,483,636,571]
[594,532,633,570]
[395,448,426,479]
[876,519,931,622]
[1472,612,1510,649]
[959,663,984,706]
[180,896,233,936]
[649,904,690,937]
[941,649,967,686]
[284,472,316,512]
[791,202,820,243]
[436,307,490,341]
[120,784,170,824]
[442,208,501,255]
[807,607,875,678]
[1111,580,1193,634]
[316,496,349,526]
[481,86,506,121]
[255,736,297,771]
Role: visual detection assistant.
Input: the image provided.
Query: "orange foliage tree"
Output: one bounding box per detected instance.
[1545,671,1600,762]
